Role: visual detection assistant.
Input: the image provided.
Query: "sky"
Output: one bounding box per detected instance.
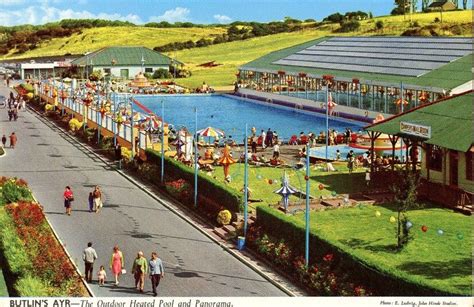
[0,0,472,27]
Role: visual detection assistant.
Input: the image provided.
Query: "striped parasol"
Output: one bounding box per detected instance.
[196,126,225,138]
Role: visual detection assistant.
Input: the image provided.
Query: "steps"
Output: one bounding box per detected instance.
[213,215,256,241]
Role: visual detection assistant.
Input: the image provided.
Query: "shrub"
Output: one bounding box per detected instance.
[68,118,83,131]
[44,104,54,112]
[217,209,232,225]
[338,20,360,32]
[15,276,52,297]
[145,149,242,213]
[0,179,33,205]
[153,69,172,79]
[375,20,384,31]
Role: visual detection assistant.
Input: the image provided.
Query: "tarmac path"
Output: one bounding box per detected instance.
[0,84,287,297]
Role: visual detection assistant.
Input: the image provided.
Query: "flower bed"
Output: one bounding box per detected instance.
[0,178,88,296]
[246,225,372,296]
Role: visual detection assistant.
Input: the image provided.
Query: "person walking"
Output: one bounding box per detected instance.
[260,130,266,149]
[272,142,280,159]
[251,135,257,153]
[149,252,164,297]
[1,134,6,148]
[88,192,94,213]
[83,242,98,283]
[63,186,74,215]
[110,245,124,286]
[132,251,148,293]
[92,185,103,213]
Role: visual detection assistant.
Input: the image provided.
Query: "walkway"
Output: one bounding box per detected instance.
[0,84,287,297]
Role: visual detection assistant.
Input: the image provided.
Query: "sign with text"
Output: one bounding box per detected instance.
[400,122,431,139]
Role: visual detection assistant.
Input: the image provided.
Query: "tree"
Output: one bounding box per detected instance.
[152,69,172,79]
[338,20,360,32]
[375,20,384,32]
[463,0,467,9]
[89,70,103,81]
[390,171,422,249]
[323,12,344,23]
[421,0,430,11]
[392,0,416,15]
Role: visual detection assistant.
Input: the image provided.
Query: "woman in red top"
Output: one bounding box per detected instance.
[63,186,74,215]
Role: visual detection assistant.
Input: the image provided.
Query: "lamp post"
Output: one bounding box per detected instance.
[305,143,310,265]
[161,100,165,183]
[194,108,198,207]
[243,123,249,238]
[325,84,329,161]
[97,83,101,145]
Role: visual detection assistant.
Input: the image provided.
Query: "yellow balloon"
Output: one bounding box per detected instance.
[389,216,396,223]
[375,211,381,217]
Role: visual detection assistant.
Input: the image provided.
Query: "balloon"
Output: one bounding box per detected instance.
[456,233,464,240]
[437,229,444,236]
[343,197,349,204]
[304,175,309,181]
[406,221,413,229]
[268,179,273,185]
[389,216,396,223]
[273,179,279,184]
[256,174,262,180]
[318,184,324,190]
[421,225,428,232]
[331,191,337,197]
[375,211,381,217]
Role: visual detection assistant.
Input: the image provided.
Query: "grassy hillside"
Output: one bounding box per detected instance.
[3,26,226,59]
[176,10,472,88]
[2,10,471,89]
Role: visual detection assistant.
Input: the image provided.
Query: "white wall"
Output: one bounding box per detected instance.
[95,65,169,79]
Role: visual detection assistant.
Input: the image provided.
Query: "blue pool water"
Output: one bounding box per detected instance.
[135,95,363,141]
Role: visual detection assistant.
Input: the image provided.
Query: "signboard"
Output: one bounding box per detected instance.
[400,121,431,138]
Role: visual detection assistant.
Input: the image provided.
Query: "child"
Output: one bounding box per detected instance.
[365,169,371,186]
[97,265,106,286]
[88,192,94,213]
[335,149,341,161]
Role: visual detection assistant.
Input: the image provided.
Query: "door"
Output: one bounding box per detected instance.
[449,151,458,186]
[120,69,129,79]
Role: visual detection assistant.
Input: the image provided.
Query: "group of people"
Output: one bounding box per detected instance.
[83,243,164,296]
[63,185,103,216]
[1,132,17,149]
[6,92,25,122]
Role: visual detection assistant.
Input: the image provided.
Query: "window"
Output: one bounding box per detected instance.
[145,68,153,73]
[427,145,443,172]
[466,151,473,181]
[103,68,111,74]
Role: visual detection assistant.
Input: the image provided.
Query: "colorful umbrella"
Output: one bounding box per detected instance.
[218,145,236,179]
[274,171,297,210]
[197,126,225,138]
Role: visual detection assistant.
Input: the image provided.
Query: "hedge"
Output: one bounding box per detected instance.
[256,205,453,296]
[145,149,242,213]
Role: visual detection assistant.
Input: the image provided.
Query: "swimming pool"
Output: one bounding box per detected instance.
[135,94,363,141]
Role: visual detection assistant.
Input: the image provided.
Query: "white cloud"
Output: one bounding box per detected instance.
[214,14,231,24]
[0,6,143,26]
[0,0,27,5]
[149,7,190,23]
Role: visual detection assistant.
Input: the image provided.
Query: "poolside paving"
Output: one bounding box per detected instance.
[0,84,288,297]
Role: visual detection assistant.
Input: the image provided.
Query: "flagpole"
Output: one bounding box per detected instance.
[60,78,64,116]
[194,108,198,208]
[97,84,101,145]
[244,123,249,238]
[305,142,310,265]
[113,92,117,147]
[161,100,165,183]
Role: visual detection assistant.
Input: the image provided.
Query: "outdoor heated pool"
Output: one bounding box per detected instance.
[136,94,363,141]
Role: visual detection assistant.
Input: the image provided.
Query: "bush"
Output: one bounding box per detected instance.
[153,69,172,79]
[217,210,232,225]
[375,20,384,31]
[15,276,52,297]
[338,20,360,32]
[68,118,83,131]
[145,149,242,213]
[0,178,33,205]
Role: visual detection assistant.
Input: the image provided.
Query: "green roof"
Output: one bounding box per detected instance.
[240,37,472,90]
[366,91,473,152]
[71,46,179,66]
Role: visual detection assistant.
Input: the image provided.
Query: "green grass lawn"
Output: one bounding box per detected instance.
[208,161,367,208]
[287,202,472,295]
